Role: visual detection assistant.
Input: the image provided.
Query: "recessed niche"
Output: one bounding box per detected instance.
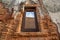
[21,7,39,32]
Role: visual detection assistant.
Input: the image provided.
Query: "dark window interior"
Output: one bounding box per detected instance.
[21,7,39,32]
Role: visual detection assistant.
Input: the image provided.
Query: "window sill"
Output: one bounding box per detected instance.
[11,32,48,37]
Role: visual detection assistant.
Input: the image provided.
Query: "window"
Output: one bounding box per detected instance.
[21,7,39,32]
[25,11,36,29]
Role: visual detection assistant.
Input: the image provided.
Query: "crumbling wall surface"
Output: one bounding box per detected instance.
[43,0,60,33]
[5,37,56,40]
[1,0,60,34]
